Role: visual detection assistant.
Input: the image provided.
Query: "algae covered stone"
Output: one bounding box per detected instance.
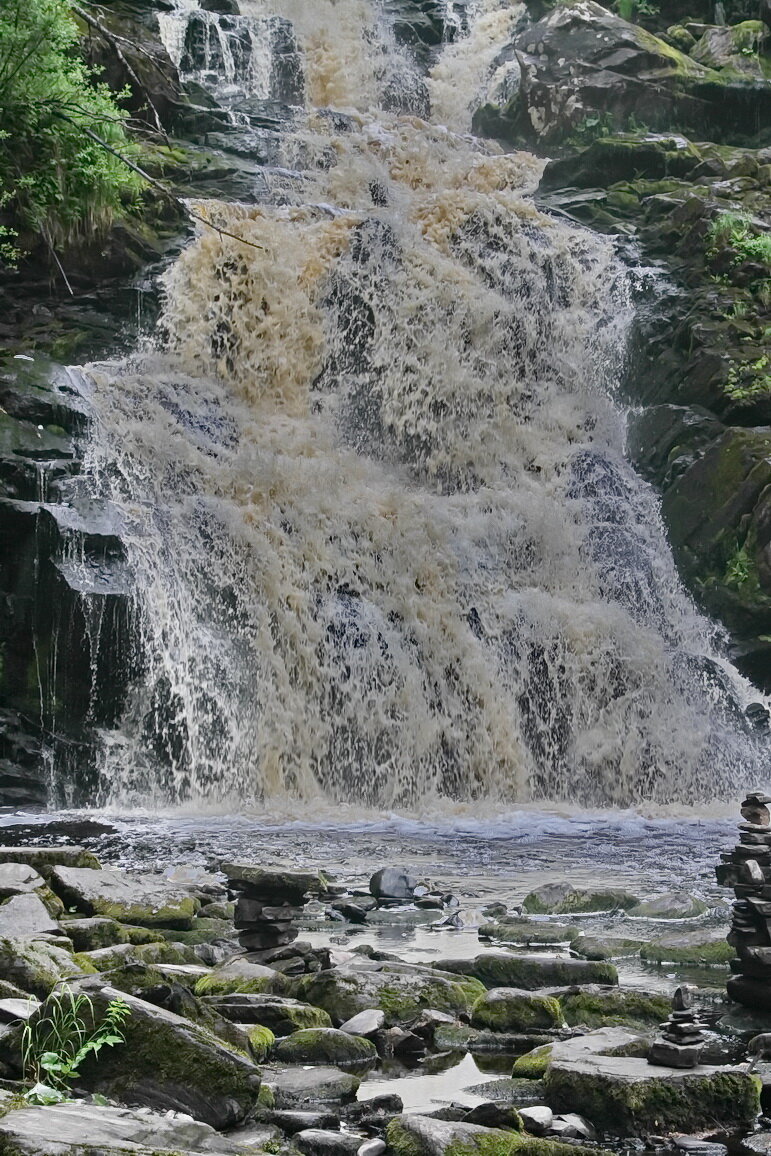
[386,1113,611,1156]
[479,921,580,946]
[248,1023,275,1061]
[626,892,707,920]
[471,989,562,1032]
[201,992,332,1032]
[266,1065,361,1107]
[640,928,733,965]
[66,979,262,1128]
[49,866,200,929]
[512,1044,554,1079]
[194,957,281,996]
[522,883,638,916]
[544,1051,760,1133]
[272,1026,377,1067]
[0,937,88,998]
[293,966,481,1025]
[559,988,671,1029]
[437,953,617,991]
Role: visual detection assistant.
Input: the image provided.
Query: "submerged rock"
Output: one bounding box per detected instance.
[626,892,708,919]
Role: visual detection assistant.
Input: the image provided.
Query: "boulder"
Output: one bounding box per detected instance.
[49,866,200,929]
[292,966,483,1025]
[296,1130,363,1156]
[626,892,708,919]
[522,883,639,915]
[54,981,262,1128]
[0,894,63,938]
[0,937,84,997]
[520,1106,553,1135]
[202,993,332,1031]
[479,921,579,946]
[59,917,133,951]
[543,1034,760,1133]
[558,987,671,1028]
[640,928,733,965]
[272,1027,378,1067]
[369,868,418,900]
[386,1114,604,1156]
[471,989,563,1032]
[691,21,769,77]
[436,953,618,990]
[194,956,281,996]
[0,847,101,877]
[0,1100,241,1154]
[266,1066,361,1108]
[339,1009,385,1036]
[0,862,46,897]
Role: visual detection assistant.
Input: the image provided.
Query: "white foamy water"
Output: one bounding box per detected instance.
[60,0,765,811]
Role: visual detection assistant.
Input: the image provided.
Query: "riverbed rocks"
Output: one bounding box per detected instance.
[470,988,563,1032]
[522,883,639,915]
[291,964,484,1025]
[272,1026,378,1067]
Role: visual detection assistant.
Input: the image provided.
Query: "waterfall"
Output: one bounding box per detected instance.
[67,0,762,810]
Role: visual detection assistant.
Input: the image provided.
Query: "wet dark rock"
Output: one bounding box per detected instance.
[436,953,618,991]
[462,1103,524,1130]
[266,1111,342,1135]
[296,1129,363,1156]
[266,1066,361,1108]
[369,867,418,900]
[272,1027,378,1068]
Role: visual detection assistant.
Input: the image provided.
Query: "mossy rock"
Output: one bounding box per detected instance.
[640,930,733,965]
[195,958,282,998]
[544,1055,761,1133]
[570,936,645,961]
[70,979,262,1129]
[559,988,671,1029]
[0,937,90,997]
[157,917,236,945]
[133,940,200,966]
[512,1044,554,1079]
[49,866,200,930]
[248,1024,275,1061]
[479,921,580,946]
[437,954,618,991]
[471,989,563,1032]
[627,893,708,919]
[60,917,131,952]
[522,883,639,915]
[386,1113,611,1156]
[272,1027,377,1068]
[0,847,102,879]
[292,967,482,1026]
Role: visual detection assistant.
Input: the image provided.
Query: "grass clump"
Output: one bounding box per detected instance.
[22,982,131,1103]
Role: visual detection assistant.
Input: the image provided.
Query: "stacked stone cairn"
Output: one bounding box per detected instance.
[222,862,323,961]
[715,791,771,1011]
[648,985,706,1068]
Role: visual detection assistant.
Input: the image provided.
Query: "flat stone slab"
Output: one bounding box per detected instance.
[544,1048,760,1133]
[266,1065,361,1107]
[436,952,618,990]
[221,863,326,902]
[0,1101,241,1154]
[0,862,45,897]
[50,866,200,929]
[0,847,101,878]
[0,893,62,938]
[0,996,39,1022]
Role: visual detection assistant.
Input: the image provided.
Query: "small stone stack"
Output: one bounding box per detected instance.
[715,791,771,1011]
[221,862,324,961]
[648,985,706,1068]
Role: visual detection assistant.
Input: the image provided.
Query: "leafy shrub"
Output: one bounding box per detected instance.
[0,0,144,265]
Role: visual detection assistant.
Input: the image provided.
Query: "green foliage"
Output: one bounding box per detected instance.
[0,0,143,266]
[725,354,771,403]
[707,212,771,271]
[613,0,659,22]
[22,984,131,1102]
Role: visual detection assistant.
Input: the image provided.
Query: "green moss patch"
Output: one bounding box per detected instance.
[472,990,562,1032]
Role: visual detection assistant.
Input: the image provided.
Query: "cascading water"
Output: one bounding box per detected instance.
[65,0,763,810]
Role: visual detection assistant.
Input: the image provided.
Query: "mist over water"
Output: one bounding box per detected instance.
[66,0,763,811]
